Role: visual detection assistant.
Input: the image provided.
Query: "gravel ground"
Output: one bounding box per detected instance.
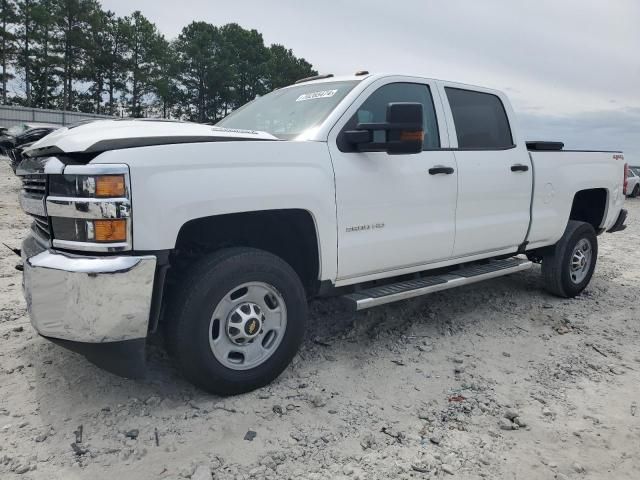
[1,158,639,480]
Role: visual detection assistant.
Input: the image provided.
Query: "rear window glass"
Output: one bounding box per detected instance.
[445,88,513,149]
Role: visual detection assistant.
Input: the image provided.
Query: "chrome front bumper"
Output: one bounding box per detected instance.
[22,235,157,343]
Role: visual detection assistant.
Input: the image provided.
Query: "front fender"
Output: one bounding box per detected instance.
[92,141,338,281]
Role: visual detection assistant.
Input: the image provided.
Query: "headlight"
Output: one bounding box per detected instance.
[50,218,128,243]
[46,164,132,252]
[49,174,127,198]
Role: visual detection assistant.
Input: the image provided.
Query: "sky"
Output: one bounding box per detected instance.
[101,0,640,158]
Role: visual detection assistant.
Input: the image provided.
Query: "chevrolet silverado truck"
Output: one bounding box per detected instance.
[16,72,628,395]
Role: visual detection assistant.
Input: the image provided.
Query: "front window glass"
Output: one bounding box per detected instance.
[217,81,359,140]
[346,82,441,149]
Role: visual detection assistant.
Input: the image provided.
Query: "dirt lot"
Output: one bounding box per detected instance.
[1,158,639,480]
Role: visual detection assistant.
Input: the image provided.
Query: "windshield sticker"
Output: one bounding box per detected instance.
[296,89,338,102]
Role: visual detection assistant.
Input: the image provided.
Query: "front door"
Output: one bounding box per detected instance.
[328,80,458,282]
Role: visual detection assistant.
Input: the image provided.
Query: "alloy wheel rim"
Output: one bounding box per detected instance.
[209,282,287,371]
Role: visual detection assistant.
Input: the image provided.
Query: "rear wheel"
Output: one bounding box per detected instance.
[166,247,308,395]
[632,185,640,198]
[542,221,597,298]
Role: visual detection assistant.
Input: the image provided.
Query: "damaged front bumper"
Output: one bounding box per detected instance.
[22,235,156,378]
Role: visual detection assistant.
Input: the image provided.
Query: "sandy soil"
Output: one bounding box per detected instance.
[1,158,639,480]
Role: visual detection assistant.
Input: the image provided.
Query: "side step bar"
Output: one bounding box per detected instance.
[342,257,533,311]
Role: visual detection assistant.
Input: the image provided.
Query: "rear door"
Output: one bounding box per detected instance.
[328,78,458,282]
[438,84,532,257]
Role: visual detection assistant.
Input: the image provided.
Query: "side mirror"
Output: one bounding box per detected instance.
[384,102,424,154]
[343,102,424,155]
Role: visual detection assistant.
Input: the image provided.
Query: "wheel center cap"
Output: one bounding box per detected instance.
[226,302,263,345]
[244,317,260,336]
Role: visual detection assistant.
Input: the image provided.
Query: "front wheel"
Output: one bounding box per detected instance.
[631,185,640,198]
[541,221,598,298]
[166,247,308,395]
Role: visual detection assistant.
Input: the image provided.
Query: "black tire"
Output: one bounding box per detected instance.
[165,247,308,395]
[541,220,597,298]
[632,185,640,198]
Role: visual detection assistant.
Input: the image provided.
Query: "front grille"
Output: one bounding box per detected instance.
[22,175,47,195]
[32,214,50,239]
[21,175,51,243]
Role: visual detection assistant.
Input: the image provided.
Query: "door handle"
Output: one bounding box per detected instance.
[429,166,455,175]
[511,164,529,172]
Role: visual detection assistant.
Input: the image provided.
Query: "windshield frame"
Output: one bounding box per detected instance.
[217,80,361,140]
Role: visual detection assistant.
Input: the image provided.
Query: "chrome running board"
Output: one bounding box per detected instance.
[342,257,533,311]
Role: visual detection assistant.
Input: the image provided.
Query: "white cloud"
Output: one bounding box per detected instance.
[101,0,640,156]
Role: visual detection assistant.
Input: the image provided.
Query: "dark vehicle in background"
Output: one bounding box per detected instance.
[1,123,60,172]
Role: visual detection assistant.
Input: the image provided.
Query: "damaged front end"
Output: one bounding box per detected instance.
[17,154,157,378]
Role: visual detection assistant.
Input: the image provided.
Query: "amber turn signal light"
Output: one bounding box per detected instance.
[93,219,127,242]
[400,130,424,141]
[95,175,126,197]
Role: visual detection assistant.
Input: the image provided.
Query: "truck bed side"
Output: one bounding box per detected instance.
[527,151,626,249]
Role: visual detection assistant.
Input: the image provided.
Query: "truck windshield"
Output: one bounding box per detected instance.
[217,81,359,139]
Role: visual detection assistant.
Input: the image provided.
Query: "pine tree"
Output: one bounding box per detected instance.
[123,11,162,117]
[103,12,126,116]
[174,21,221,122]
[30,0,59,109]
[15,0,38,105]
[220,23,269,109]
[56,0,93,110]
[0,2,318,117]
[0,0,18,103]
[152,37,180,118]
[265,44,316,90]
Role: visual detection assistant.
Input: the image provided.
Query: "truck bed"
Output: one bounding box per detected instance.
[526,149,626,249]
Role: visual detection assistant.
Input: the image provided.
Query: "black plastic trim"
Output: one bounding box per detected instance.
[295,74,334,84]
[560,149,624,153]
[317,280,336,297]
[607,209,627,233]
[526,141,564,151]
[516,241,529,254]
[440,145,517,151]
[45,336,146,379]
[85,135,275,153]
[148,262,169,334]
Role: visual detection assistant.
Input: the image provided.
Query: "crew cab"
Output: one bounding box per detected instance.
[16,73,628,395]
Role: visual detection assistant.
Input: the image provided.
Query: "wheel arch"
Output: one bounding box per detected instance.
[171,208,322,296]
[569,188,609,232]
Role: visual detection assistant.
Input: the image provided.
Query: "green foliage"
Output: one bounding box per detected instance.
[0,0,318,119]
[1,0,19,102]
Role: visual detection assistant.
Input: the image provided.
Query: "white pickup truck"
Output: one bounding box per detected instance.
[17,72,628,395]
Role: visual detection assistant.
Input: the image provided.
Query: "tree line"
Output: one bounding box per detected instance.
[0,0,317,122]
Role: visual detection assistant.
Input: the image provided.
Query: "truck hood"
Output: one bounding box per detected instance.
[25,119,278,157]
